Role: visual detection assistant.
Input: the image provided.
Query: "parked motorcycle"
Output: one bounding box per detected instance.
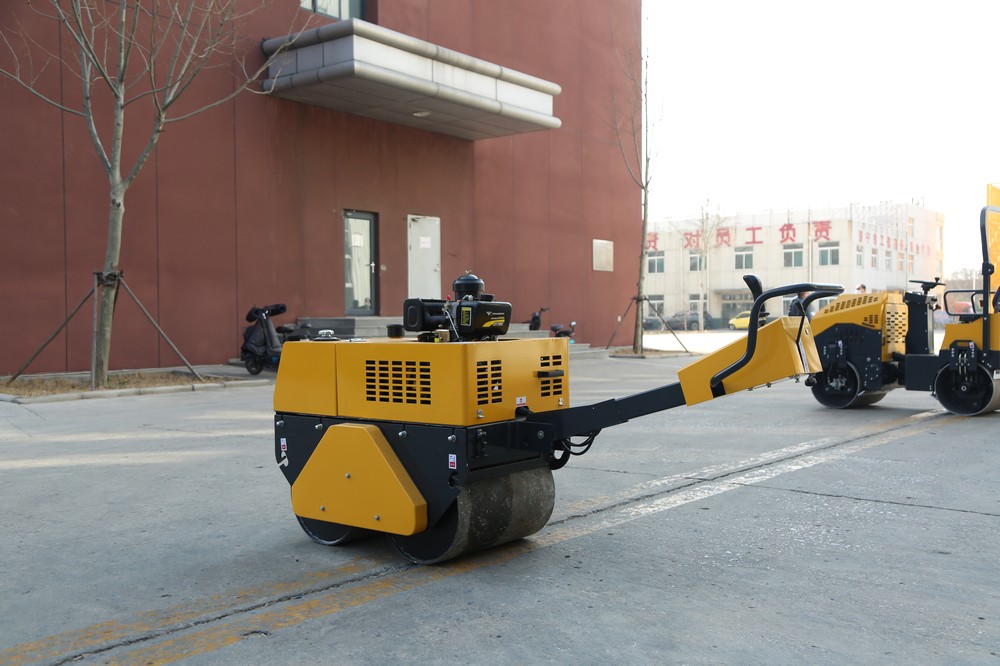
[524,307,549,331]
[240,304,313,375]
[550,320,576,343]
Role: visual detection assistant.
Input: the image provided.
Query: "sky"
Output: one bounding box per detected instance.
[643,0,1000,273]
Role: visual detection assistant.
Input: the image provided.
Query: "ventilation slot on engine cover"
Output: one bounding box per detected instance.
[884,310,907,346]
[539,354,565,397]
[365,359,431,404]
[476,359,503,405]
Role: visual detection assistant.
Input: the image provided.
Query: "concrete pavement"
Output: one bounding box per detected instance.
[1,354,998,664]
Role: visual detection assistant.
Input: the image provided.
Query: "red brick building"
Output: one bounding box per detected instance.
[0,0,642,375]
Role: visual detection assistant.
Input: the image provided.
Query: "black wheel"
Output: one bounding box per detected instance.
[245,357,265,375]
[728,323,736,330]
[388,467,555,564]
[689,322,699,331]
[811,363,885,408]
[934,363,1000,416]
[296,516,373,545]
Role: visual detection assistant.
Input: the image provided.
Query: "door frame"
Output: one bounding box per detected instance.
[343,210,378,316]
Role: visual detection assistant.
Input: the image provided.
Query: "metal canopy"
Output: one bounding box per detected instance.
[261,20,562,141]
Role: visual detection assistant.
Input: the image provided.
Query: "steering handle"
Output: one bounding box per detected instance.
[710,276,844,388]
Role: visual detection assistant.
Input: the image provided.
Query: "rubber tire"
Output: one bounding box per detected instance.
[245,357,265,375]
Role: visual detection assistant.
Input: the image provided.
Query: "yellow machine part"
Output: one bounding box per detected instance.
[273,341,338,417]
[939,313,1000,351]
[290,423,427,536]
[677,317,821,405]
[811,292,908,361]
[275,337,570,426]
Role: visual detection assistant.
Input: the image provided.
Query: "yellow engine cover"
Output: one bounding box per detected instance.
[811,293,908,362]
[677,317,821,405]
[291,423,427,536]
[274,337,570,426]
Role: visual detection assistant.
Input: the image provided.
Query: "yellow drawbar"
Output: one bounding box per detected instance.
[677,317,821,405]
[290,424,427,536]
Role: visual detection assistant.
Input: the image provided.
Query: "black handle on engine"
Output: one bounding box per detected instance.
[710,276,844,388]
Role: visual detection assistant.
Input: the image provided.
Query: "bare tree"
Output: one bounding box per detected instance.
[691,200,725,330]
[662,201,724,330]
[609,5,653,354]
[0,0,300,386]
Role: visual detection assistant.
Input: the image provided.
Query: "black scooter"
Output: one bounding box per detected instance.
[524,307,549,331]
[240,304,312,375]
[550,320,576,343]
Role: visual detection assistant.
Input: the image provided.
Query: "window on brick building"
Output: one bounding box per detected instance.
[301,0,364,19]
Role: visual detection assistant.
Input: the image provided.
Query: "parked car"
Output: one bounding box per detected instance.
[728,310,777,330]
[643,316,664,331]
[663,310,713,331]
[728,310,753,330]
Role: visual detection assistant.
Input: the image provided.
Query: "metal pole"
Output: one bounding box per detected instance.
[116,276,204,382]
[4,286,95,386]
[91,272,99,390]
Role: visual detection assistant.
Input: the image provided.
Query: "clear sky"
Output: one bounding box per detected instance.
[643,0,1000,274]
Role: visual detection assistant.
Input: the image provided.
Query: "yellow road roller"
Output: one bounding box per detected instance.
[273,274,843,564]
[808,206,1000,415]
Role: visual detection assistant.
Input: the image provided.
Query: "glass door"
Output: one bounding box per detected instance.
[344,211,377,315]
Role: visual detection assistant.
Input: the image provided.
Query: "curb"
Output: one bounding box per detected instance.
[0,378,272,405]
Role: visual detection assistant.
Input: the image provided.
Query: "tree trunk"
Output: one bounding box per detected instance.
[633,185,650,354]
[93,188,125,387]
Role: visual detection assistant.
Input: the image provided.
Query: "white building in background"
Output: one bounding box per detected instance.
[645,202,945,327]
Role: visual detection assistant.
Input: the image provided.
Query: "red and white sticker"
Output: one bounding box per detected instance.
[280,438,287,452]
[516,396,527,407]
[448,454,457,470]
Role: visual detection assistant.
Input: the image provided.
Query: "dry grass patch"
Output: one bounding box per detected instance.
[1,371,211,397]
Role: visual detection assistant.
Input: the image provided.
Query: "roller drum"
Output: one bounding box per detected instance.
[934,364,1000,416]
[390,466,555,565]
[297,516,374,545]
[811,362,887,408]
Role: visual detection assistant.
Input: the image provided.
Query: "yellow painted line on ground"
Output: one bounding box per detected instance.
[107,548,530,665]
[0,557,386,666]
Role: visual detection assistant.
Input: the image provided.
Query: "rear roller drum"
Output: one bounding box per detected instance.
[811,363,886,408]
[389,466,555,565]
[934,364,1000,416]
[296,516,374,546]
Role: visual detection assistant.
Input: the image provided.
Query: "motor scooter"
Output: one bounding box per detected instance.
[524,307,549,331]
[240,304,313,375]
[550,320,576,343]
